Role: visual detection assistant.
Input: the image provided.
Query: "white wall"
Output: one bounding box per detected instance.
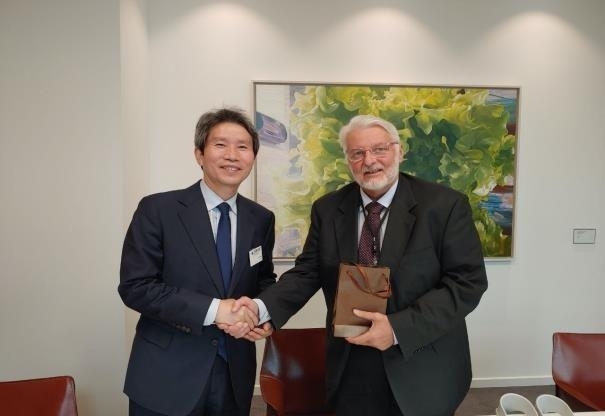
[0,0,125,414]
[121,0,151,354]
[1,1,604,416]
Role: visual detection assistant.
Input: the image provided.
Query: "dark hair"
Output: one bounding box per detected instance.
[194,107,259,156]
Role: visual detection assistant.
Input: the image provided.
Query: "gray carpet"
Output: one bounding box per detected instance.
[250,385,555,416]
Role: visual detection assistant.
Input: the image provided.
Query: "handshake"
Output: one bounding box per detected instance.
[215,297,273,342]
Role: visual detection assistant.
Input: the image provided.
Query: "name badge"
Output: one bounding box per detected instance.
[249,246,263,266]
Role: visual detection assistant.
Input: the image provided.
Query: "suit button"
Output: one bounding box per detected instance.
[211,339,218,347]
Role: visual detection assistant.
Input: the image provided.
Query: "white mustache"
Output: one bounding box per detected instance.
[362,165,382,174]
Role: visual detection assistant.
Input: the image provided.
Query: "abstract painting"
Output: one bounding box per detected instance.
[254,82,519,259]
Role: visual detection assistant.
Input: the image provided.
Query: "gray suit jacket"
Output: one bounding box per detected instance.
[259,173,488,416]
[119,182,276,415]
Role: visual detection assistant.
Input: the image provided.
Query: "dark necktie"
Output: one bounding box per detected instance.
[358,201,383,265]
[216,202,232,292]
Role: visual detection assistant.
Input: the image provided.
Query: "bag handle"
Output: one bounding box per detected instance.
[345,265,391,299]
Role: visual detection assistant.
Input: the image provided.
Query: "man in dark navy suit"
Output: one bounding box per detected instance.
[230,114,488,416]
[119,108,276,416]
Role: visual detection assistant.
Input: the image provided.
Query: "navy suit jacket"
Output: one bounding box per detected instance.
[259,173,488,416]
[119,182,276,415]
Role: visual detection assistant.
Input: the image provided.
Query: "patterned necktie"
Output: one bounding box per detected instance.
[216,202,232,291]
[358,201,383,265]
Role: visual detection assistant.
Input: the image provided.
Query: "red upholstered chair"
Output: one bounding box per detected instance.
[552,332,605,411]
[0,375,78,416]
[260,327,334,416]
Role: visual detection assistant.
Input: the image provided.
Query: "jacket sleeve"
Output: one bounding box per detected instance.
[118,197,213,336]
[258,201,323,328]
[388,194,488,359]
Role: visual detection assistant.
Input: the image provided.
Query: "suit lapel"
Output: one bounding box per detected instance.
[380,175,417,270]
[177,183,225,297]
[335,185,360,263]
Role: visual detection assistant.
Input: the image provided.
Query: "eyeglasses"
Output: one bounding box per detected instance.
[346,142,400,162]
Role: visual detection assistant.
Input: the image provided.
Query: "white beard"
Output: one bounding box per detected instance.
[354,163,399,193]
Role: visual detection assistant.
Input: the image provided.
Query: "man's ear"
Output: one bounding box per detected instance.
[194,147,204,168]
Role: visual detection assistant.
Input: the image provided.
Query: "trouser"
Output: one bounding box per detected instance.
[129,356,245,416]
[335,345,403,416]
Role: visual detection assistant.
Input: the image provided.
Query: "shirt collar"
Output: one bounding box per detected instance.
[360,179,399,209]
[199,180,238,214]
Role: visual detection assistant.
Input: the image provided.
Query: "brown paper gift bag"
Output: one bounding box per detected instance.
[332,262,391,337]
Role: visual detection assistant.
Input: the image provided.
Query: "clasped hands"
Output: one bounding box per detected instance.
[215,297,273,341]
[215,299,394,350]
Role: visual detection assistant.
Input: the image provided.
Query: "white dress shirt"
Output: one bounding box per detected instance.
[199,180,238,326]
